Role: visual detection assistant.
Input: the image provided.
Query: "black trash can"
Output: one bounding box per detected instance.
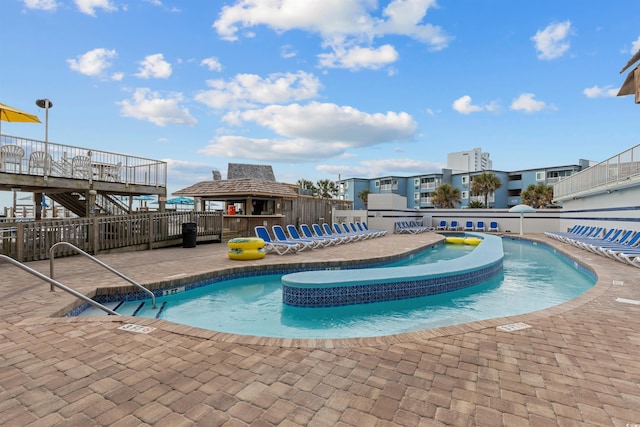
[182,222,197,248]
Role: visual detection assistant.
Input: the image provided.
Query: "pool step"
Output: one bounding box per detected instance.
[78,300,164,317]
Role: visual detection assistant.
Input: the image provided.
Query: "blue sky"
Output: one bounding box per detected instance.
[2,0,640,199]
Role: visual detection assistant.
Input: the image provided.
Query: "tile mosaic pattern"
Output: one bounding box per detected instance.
[283,261,503,307]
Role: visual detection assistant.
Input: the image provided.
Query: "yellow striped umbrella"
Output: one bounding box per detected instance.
[0,102,41,134]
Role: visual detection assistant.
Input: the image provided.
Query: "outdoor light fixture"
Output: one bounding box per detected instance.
[35,98,53,150]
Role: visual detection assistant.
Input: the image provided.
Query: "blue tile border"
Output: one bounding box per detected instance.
[282,233,505,308]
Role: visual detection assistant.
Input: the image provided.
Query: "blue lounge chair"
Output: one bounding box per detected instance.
[447,220,459,231]
[335,223,366,241]
[488,221,499,232]
[463,221,474,231]
[323,223,357,243]
[474,221,486,232]
[356,221,386,237]
[255,226,300,255]
[300,224,339,246]
[313,223,348,244]
[287,224,327,248]
[436,220,447,230]
[347,222,375,239]
[272,225,315,250]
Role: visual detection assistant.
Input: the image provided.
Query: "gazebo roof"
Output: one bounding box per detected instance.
[173,178,298,198]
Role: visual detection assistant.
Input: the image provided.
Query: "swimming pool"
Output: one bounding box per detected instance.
[96,238,596,339]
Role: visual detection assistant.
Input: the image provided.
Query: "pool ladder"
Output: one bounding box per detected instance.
[0,242,156,316]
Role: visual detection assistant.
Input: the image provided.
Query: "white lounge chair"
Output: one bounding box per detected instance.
[255,226,300,255]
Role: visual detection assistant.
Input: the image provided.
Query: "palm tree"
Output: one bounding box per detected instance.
[431,183,461,208]
[471,172,502,208]
[357,189,371,209]
[297,178,316,196]
[521,183,554,208]
[315,179,338,198]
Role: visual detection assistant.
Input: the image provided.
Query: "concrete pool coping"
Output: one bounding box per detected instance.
[21,232,612,349]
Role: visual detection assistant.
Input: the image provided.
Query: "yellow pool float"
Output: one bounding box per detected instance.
[227,238,266,260]
[445,236,465,244]
[464,237,482,245]
[445,236,482,245]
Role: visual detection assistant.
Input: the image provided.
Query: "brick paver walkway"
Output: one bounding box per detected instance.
[1,233,639,426]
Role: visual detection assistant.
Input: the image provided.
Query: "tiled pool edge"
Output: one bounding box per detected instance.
[281,232,504,307]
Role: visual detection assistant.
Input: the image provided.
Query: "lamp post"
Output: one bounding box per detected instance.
[35,99,53,152]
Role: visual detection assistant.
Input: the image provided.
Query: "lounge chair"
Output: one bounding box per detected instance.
[395,221,417,234]
[602,231,640,260]
[488,221,499,232]
[474,221,486,232]
[272,225,315,250]
[334,223,366,241]
[578,228,626,253]
[286,224,326,248]
[347,222,375,239]
[447,220,459,231]
[463,221,474,231]
[324,223,357,243]
[255,226,301,255]
[436,220,447,230]
[314,223,349,244]
[300,224,339,246]
[356,221,387,237]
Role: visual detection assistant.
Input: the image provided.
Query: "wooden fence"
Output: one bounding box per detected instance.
[0,211,223,262]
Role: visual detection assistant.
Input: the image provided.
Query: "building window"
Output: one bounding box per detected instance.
[536,171,545,181]
[375,181,379,187]
[462,191,468,199]
[414,192,420,200]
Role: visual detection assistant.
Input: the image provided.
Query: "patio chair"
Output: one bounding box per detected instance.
[474,221,486,231]
[0,144,25,173]
[297,224,337,247]
[28,151,53,176]
[436,220,447,230]
[72,155,92,179]
[463,221,474,231]
[254,226,300,255]
[312,223,348,244]
[287,224,327,248]
[272,225,314,250]
[447,220,459,231]
[488,221,499,232]
[102,161,122,182]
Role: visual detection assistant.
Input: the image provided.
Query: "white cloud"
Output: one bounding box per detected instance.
[452,95,498,114]
[318,44,399,70]
[201,57,223,72]
[317,158,442,178]
[281,44,297,59]
[135,54,172,79]
[164,159,218,190]
[510,93,554,113]
[23,0,59,11]
[118,88,197,126]
[583,85,618,98]
[74,0,117,16]
[531,21,572,60]
[631,36,640,55]
[195,71,321,110]
[67,48,117,77]
[200,102,417,162]
[213,0,450,70]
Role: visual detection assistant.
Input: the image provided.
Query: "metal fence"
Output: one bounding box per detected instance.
[0,211,222,262]
[0,134,167,187]
[553,144,640,201]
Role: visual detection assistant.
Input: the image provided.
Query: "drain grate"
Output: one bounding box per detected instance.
[612,280,624,286]
[497,322,531,332]
[118,324,156,334]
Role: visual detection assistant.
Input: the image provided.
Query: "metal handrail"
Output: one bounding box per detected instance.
[0,254,119,316]
[49,242,157,308]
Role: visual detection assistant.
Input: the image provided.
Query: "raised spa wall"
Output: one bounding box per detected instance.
[281,232,504,308]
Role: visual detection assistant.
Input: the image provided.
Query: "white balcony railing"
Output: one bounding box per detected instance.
[0,134,167,188]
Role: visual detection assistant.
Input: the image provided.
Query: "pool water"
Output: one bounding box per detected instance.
[130,239,595,339]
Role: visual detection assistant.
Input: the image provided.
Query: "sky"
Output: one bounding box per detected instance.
[2,0,640,202]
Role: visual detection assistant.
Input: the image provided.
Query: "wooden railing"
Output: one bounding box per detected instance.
[0,211,222,262]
